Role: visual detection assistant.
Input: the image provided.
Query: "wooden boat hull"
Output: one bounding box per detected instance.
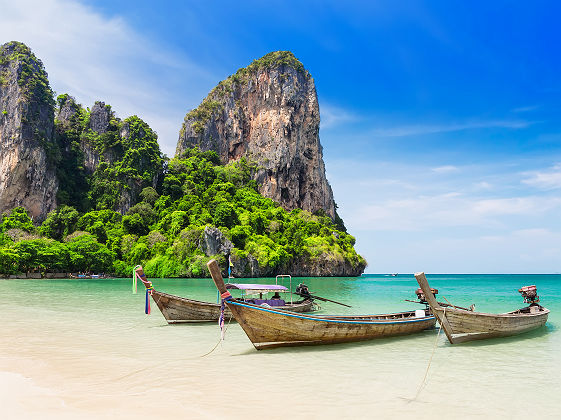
[150,290,315,323]
[225,300,436,349]
[415,272,550,344]
[432,306,549,343]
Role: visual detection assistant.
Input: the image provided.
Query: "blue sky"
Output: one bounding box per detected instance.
[1,0,560,273]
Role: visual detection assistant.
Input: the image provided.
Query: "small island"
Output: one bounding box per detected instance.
[0,42,366,278]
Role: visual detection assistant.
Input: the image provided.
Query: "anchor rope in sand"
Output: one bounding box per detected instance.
[107,300,231,384]
[413,307,445,401]
[130,265,233,359]
[200,313,233,358]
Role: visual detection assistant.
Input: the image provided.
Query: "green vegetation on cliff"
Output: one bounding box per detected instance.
[245,50,307,75]
[0,147,365,277]
[54,96,164,212]
[88,114,163,210]
[0,41,54,105]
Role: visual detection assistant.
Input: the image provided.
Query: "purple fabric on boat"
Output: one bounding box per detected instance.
[226,283,288,291]
[246,299,287,306]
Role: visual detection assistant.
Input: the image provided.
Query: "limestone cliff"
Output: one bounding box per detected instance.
[176,51,337,220]
[0,41,58,222]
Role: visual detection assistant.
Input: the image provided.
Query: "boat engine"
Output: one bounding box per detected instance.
[518,285,540,304]
[415,287,438,304]
[295,283,311,299]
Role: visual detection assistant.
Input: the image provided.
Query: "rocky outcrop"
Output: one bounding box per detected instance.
[199,226,365,277]
[83,101,120,174]
[200,226,233,256]
[0,41,58,222]
[55,95,80,129]
[176,51,336,219]
[55,98,120,175]
[89,101,111,134]
[228,253,364,278]
[285,255,364,277]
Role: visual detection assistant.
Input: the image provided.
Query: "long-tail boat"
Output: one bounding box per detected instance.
[414,272,550,344]
[133,266,315,323]
[207,259,436,349]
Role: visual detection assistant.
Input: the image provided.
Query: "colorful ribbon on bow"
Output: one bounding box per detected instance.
[133,265,153,315]
[132,265,142,294]
[218,291,232,340]
[145,284,153,315]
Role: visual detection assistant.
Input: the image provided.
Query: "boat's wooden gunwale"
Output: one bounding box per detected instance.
[434,306,550,319]
[228,300,432,324]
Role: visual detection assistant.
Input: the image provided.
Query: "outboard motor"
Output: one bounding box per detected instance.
[415,287,438,304]
[519,285,540,305]
[295,283,311,299]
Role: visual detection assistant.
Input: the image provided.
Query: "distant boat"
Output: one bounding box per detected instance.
[415,272,550,344]
[134,266,315,323]
[69,273,107,279]
[390,273,398,277]
[207,259,436,349]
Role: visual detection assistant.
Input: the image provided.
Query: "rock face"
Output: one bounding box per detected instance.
[55,95,80,129]
[55,97,121,176]
[229,253,364,278]
[199,226,364,278]
[89,101,111,134]
[82,101,118,174]
[0,41,58,222]
[176,51,336,219]
[200,226,233,256]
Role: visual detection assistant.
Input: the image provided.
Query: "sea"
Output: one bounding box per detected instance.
[1,274,560,419]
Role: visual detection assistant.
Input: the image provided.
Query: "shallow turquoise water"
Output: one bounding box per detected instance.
[1,274,560,419]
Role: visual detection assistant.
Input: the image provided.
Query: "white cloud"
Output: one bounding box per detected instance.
[347,192,561,232]
[0,0,215,156]
[319,103,360,129]
[473,181,492,190]
[522,164,561,190]
[368,119,535,138]
[512,105,540,113]
[326,158,561,272]
[472,197,543,216]
[431,165,458,173]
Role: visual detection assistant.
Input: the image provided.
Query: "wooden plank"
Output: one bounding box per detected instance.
[414,272,457,344]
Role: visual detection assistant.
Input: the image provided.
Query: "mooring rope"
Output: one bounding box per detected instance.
[412,307,446,401]
[200,313,233,358]
[442,296,457,309]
